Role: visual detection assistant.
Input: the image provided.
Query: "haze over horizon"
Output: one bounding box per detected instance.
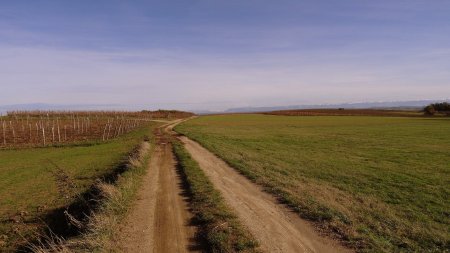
[1,1,449,111]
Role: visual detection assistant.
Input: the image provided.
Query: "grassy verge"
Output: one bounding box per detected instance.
[172,140,259,253]
[31,137,154,252]
[175,114,450,252]
[0,123,157,251]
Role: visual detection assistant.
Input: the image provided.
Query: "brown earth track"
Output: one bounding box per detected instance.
[117,118,352,253]
[177,134,353,253]
[117,124,200,253]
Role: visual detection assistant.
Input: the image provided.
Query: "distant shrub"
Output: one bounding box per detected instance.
[424,105,436,115]
[424,102,450,116]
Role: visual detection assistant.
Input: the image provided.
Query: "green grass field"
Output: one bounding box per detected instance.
[175,114,450,252]
[0,122,157,251]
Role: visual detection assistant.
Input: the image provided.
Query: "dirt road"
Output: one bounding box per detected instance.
[117,126,200,253]
[117,118,350,252]
[178,135,352,253]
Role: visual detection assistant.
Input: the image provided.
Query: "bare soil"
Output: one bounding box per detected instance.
[117,126,200,253]
[178,135,352,253]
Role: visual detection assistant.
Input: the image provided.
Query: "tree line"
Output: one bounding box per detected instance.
[424,102,450,115]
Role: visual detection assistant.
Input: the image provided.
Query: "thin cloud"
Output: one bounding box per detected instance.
[0,1,449,110]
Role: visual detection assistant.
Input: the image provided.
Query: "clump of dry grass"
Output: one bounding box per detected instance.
[27,230,74,253]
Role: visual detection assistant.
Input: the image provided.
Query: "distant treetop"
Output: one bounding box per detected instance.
[424,102,450,116]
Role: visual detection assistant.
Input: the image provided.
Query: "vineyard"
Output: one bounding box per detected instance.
[0,110,193,148]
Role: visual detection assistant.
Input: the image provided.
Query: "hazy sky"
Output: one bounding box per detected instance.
[1,1,449,110]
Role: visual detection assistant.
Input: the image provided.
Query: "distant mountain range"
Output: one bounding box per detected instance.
[1,99,449,115]
[223,99,450,113]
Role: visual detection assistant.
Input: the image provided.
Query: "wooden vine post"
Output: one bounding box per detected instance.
[2,121,5,146]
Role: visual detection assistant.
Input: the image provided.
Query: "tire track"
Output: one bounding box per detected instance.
[117,125,200,253]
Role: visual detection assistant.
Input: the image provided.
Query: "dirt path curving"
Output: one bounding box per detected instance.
[178,135,352,253]
[117,126,200,253]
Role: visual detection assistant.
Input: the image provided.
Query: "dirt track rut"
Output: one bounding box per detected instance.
[117,126,200,253]
[179,135,352,253]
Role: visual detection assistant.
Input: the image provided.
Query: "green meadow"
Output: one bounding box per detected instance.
[176,114,450,252]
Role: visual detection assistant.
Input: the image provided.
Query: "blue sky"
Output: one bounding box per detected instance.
[1,1,449,110]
